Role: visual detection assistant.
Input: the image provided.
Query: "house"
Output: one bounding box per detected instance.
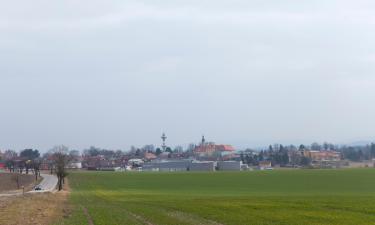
[158,152,170,160]
[84,155,118,170]
[144,152,157,161]
[258,161,272,170]
[128,159,144,168]
[68,162,82,169]
[303,150,341,162]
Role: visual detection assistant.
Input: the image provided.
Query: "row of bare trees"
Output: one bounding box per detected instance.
[4,149,42,189]
[7,160,42,189]
[3,145,72,191]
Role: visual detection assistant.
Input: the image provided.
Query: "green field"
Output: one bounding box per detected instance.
[58,169,375,225]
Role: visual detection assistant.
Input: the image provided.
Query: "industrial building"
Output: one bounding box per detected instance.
[143,160,191,172]
[217,161,242,171]
[142,160,240,172]
[189,161,216,171]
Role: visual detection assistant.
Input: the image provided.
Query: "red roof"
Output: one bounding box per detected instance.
[215,145,235,152]
[144,153,157,160]
[194,144,235,153]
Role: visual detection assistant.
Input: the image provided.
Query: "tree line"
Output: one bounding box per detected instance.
[1,145,74,191]
[240,142,375,167]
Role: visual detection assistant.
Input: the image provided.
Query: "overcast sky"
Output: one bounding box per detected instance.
[1,0,375,151]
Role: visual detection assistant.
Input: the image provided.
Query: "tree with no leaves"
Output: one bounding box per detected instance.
[51,145,71,191]
[32,158,42,181]
[12,173,20,189]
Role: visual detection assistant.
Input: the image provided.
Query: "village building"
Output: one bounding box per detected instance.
[83,155,120,170]
[189,161,216,171]
[258,161,272,170]
[144,152,157,161]
[303,150,341,162]
[143,160,191,172]
[217,161,242,171]
[194,136,235,160]
[0,150,5,169]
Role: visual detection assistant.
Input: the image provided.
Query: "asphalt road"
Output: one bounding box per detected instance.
[29,173,58,193]
[0,173,58,197]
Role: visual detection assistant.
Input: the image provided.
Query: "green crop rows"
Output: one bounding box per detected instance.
[57,169,375,225]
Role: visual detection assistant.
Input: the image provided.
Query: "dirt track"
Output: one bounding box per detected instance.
[0,180,70,225]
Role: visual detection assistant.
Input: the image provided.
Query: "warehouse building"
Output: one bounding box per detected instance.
[217,161,241,171]
[189,161,216,171]
[143,160,191,172]
[142,160,241,172]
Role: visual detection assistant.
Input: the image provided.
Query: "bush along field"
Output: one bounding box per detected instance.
[57,169,375,225]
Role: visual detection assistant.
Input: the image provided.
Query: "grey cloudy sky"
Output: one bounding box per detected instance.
[1,0,375,151]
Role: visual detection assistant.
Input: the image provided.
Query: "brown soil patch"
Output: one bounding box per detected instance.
[82,206,95,225]
[0,173,39,193]
[0,179,70,225]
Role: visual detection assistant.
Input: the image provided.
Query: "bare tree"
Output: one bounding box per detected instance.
[51,145,71,191]
[25,160,32,175]
[32,158,42,181]
[12,173,20,189]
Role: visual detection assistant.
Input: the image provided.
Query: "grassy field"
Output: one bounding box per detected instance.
[0,192,69,225]
[0,173,37,193]
[58,169,375,225]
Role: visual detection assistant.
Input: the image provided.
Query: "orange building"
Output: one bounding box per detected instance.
[194,136,235,159]
[194,144,235,154]
[303,150,341,162]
